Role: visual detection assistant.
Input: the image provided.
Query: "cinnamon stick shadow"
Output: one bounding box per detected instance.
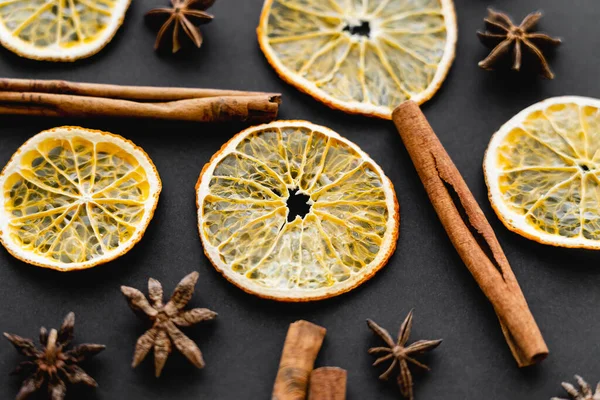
[392,101,548,367]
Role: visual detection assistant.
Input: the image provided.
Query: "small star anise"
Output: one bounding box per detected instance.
[121,271,217,377]
[477,9,561,79]
[146,0,215,53]
[367,310,442,400]
[552,375,600,400]
[4,312,105,400]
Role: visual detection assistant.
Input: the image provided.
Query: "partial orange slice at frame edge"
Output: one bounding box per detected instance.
[257,0,457,119]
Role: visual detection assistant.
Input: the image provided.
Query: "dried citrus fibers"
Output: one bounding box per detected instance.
[0,0,131,61]
[0,126,161,271]
[484,96,600,249]
[196,121,399,301]
[257,0,457,119]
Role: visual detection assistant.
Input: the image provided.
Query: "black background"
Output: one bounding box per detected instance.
[0,0,598,399]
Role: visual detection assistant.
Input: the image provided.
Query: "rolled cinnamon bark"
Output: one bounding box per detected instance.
[0,78,279,101]
[0,92,279,123]
[272,320,326,400]
[392,101,548,367]
[0,78,281,123]
[308,367,347,400]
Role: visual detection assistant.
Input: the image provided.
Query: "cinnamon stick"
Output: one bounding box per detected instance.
[272,320,326,400]
[0,78,280,123]
[392,101,548,367]
[0,78,278,101]
[308,367,347,400]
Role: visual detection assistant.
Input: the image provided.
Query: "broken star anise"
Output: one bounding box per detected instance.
[146,0,215,53]
[477,9,561,79]
[552,375,600,400]
[121,271,217,377]
[367,310,442,400]
[4,312,105,400]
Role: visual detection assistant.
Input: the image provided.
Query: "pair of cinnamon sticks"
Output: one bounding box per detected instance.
[0,78,281,123]
[272,320,346,400]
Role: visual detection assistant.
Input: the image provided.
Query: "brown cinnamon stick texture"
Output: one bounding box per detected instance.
[272,320,326,400]
[0,78,281,123]
[308,367,347,400]
[392,101,548,367]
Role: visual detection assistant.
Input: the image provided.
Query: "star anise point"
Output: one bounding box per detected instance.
[4,313,105,400]
[477,8,561,79]
[146,0,216,53]
[551,375,600,400]
[367,311,442,400]
[122,271,216,377]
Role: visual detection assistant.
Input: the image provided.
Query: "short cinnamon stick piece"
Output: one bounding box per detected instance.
[0,78,281,123]
[308,367,347,400]
[272,320,327,400]
[392,101,548,367]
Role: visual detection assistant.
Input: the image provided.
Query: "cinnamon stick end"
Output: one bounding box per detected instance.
[308,367,347,400]
[518,349,549,368]
[269,94,282,104]
[246,94,282,123]
[272,320,327,400]
[392,100,419,122]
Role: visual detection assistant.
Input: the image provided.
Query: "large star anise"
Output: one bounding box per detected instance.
[146,0,215,53]
[4,312,105,400]
[552,375,600,400]
[121,271,217,377]
[477,9,561,79]
[367,310,442,400]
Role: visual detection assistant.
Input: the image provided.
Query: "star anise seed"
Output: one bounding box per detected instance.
[146,0,216,53]
[4,312,105,400]
[367,310,442,400]
[477,9,561,79]
[121,271,217,377]
[552,375,600,400]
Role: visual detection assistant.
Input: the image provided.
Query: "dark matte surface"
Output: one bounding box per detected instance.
[0,0,598,399]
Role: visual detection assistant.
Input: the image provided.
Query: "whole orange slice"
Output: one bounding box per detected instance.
[0,126,161,270]
[196,121,399,301]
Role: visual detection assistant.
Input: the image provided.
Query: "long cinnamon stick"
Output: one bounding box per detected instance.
[392,101,548,367]
[0,78,281,123]
[0,78,279,101]
[308,367,347,400]
[272,320,326,400]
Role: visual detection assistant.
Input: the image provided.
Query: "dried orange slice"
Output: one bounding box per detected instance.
[196,121,399,301]
[0,0,131,61]
[484,96,600,249]
[257,0,457,119]
[0,126,161,270]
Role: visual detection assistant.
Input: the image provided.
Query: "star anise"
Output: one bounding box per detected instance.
[121,271,217,377]
[367,310,442,400]
[477,9,561,79]
[146,0,215,53]
[552,375,600,400]
[4,312,105,400]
